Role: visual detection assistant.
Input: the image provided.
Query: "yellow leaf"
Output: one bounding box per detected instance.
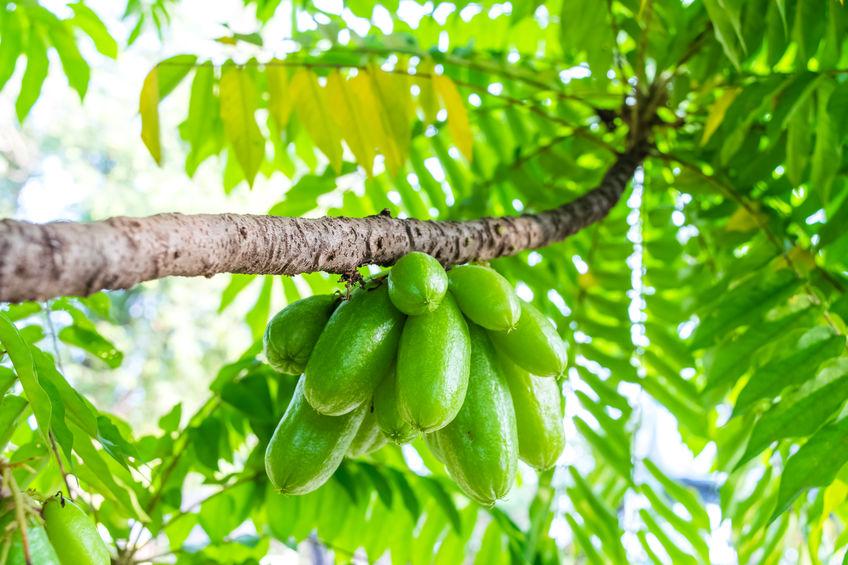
[701,88,739,145]
[367,67,413,175]
[292,68,343,173]
[726,204,765,232]
[434,75,473,161]
[578,272,597,290]
[266,62,295,130]
[139,67,161,164]
[219,64,265,186]
[416,60,439,124]
[326,70,379,176]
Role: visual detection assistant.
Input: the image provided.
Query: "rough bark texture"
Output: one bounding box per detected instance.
[0,147,644,303]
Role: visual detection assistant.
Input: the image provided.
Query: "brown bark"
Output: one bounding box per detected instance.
[0,147,644,303]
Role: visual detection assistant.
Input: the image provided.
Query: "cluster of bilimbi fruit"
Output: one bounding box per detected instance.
[263,253,567,506]
[0,492,110,565]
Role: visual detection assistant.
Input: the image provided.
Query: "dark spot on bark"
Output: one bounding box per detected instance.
[174,250,181,259]
[239,226,248,238]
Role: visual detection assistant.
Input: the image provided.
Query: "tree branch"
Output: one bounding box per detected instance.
[0,146,645,303]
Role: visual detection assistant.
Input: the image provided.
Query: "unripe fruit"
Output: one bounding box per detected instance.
[305,285,405,416]
[388,252,449,315]
[373,368,417,444]
[448,265,521,331]
[424,433,445,464]
[499,355,565,470]
[265,377,368,494]
[264,294,339,374]
[433,325,518,506]
[347,405,386,457]
[41,496,110,565]
[397,293,470,432]
[489,300,567,377]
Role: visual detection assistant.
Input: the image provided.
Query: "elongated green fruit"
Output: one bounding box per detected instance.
[424,433,445,463]
[347,405,385,457]
[433,325,518,506]
[388,252,449,315]
[264,294,338,374]
[265,378,367,494]
[489,301,567,377]
[305,285,405,415]
[397,293,470,432]
[373,368,417,443]
[499,354,565,470]
[448,265,521,331]
[42,497,110,565]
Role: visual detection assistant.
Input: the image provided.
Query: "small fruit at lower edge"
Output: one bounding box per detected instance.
[388,252,449,315]
[42,496,110,565]
[264,294,338,374]
[433,324,518,505]
[347,405,387,457]
[305,285,405,416]
[397,292,470,432]
[265,378,367,494]
[374,368,417,444]
[489,300,567,377]
[499,354,565,470]
[448,265,521,331]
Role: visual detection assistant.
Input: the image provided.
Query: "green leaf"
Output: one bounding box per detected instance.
[559,0,613,77]
[703,0,745,68]
[734,327,844,415]
[564,514,605,565]
[16,31,49,121]
[220,62,265,186]
[419,478,463,534]
[772,415,848,520]
[47,21,89,100]
[268,169,337,217]
[182,61,220,176]
[220,374,275,422]
[155,54,197,100]
[737,358,848,468]
[810,77,840,202]
[640,509,697,565]
[786,97,813,186]
[58,325,123,368]
[158,403,182,433]
[0,313,52,444]
[643,459,711,531]
[0,394,28,449]
[0,10,23,91]
[704,308,816,397]
[691,269,801,349]
[69,2,118,58]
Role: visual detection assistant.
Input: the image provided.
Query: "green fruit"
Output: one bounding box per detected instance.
[388,252,449,315]
[433,325,518,506]
[42,497,110,565]
[499,354,565,470]
[489,301,567,377]
[347,405,386,457]
[264,294,338,374]
[305,285,405,415]
[5,523,61,565]
[447,265,521,331]
[265,377,368,494]
[397,293,470,432]
[424,433,445,463]
[373,368,417,444]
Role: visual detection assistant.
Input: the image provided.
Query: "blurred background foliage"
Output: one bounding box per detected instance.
[0,0,847,563]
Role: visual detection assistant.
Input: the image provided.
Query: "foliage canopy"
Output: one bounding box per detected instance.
[1,0,847,562]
